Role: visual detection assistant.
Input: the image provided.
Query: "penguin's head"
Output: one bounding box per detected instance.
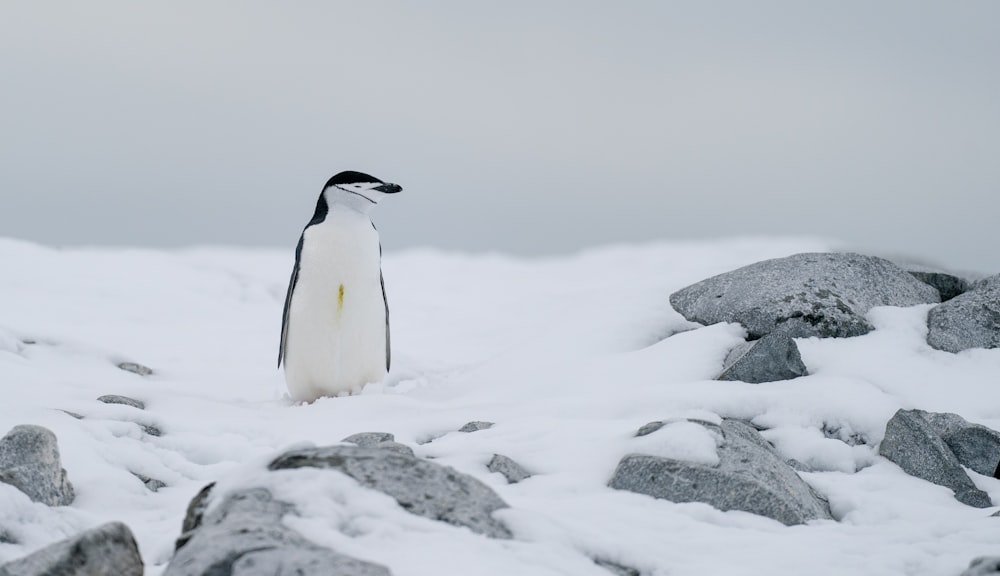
[322,171,401,211]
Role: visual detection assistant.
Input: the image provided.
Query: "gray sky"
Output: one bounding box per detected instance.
[2,1,998,273]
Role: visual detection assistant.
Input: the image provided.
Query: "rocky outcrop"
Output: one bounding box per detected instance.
[906,269,970,302]
[878,409,992,508]
[166,487,388,576]
[609,419,831,525]
[269,445,511,538]
[927,274,1000,353]
[0,522,142,576]
[718,332,807,383]
[670,252,939,339]
[0,425,74,506]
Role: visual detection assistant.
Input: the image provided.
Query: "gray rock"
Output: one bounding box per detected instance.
[0,522,142,576]
[916,411,1000,478]
[609,419,832,525]
[459,421,495,433]
[166,487,389,576]
[670,252,939,339]
[594,558,641,576]
[117,362,153,376]
[0,425,74,506]
[269,445,511,538]
[179,483,215,539]
[927,274,1000,353]
[375,441,415,457]
[98,395,145,410]
[878,409,992,507]
[961,557,1000,576]
[635,421,666,437]
[342,432,395,447]
[139,424,162,437]
[908,270,970,302]
[133,473,166,492]
[718,332,808,383]
[487,454,532,483]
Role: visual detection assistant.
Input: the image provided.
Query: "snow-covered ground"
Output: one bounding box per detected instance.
[1,236,998,575]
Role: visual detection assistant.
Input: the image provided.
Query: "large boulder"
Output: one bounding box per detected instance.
[670,252,940,339]
[906,269,970,302]
[166,487,389,576]
[0,425,74,506]
[609,419,832,526]
[878,409,992,508]
[914,411,1000,478]
[718,332,807,383]
[269,445,511,538]
[0,522,142,576]
[927,274,1000,353]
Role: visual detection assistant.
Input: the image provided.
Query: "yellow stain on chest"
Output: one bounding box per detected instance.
[337,284,345,312]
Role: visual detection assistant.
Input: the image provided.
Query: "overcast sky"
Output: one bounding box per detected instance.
[1,1,998,273]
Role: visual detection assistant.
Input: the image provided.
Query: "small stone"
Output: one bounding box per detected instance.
[133,472,166,492]
[635,421,666,437]
[140,424,162,437]
[0,425,75,506]
[459,421,494,433]
[98,395,145,410]
[718,332,808,383]
[960,557,1000,576]
[0,522,142,576]
[487,454,532,483]
[57,410,84,420]
[116,362,153,376]
[594,559,641,576]
[879,409,992,508]
[342,432,395,447]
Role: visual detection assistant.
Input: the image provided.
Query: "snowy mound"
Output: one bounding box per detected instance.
[0,236,999,576]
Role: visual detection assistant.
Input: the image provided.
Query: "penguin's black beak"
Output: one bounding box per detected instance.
[374,183,402,194]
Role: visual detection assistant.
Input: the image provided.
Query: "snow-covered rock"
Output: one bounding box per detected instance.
[718,332,807,383]
[268,445,511,538]
[97,395,145,410]
[927,274,1000,352]
[609,419,832,525]
[342,432,395,447]
[0,425,74,507]
[878,409,992,508]
[166,487,388,576]
[459,421,495,433]
[0,522,142,576]
[670,252,940,338]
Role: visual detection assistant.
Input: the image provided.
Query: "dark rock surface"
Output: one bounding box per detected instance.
[459,421,495,433]
[117,362,154,376]
[269,445,511,538]
[907,270,970,302]
[927,274,1000,353]
[878,409,992,508]
[609,419,832,525]
[166,487,389,576]
[961,557,1000,576]
[0,522,142,576]
[718,332,808,383]
[133,473,166,492]
[98,395,145,410]
[487,454,532,484]
[594,558,641,576]
[670,252,939,339]
[0,425,74,506]
[635,421,666,437]
[915,411,1000,478]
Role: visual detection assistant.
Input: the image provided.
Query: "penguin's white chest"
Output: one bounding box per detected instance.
[284,209,386,401]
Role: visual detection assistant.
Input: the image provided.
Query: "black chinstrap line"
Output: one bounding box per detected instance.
[333,184,377,204]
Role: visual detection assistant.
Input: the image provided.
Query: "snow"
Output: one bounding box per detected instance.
[0,235,998,575]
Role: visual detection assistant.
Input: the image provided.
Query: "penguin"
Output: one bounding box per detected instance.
[278,170,402,402]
